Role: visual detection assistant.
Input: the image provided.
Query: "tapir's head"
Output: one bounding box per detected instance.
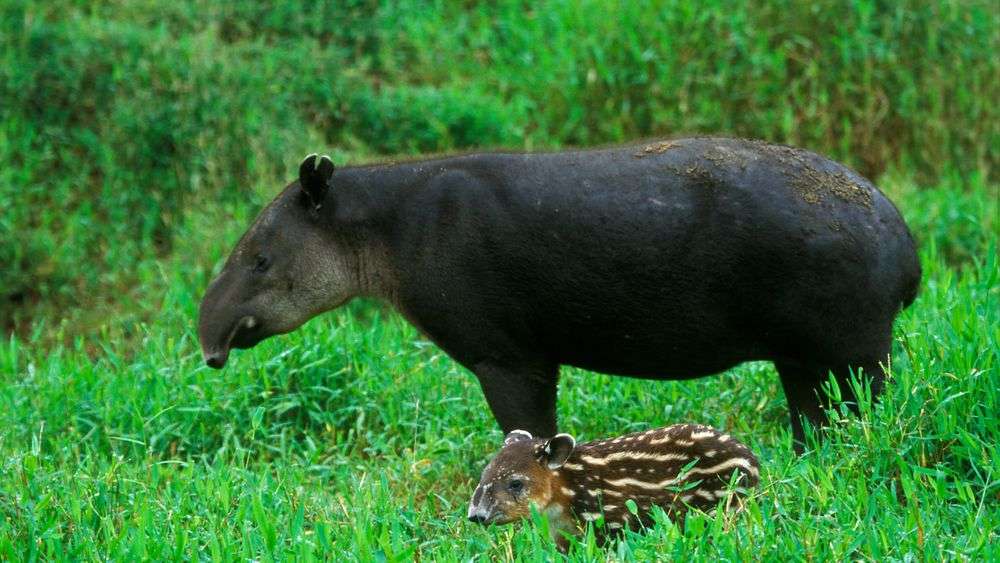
[198,154,358,368]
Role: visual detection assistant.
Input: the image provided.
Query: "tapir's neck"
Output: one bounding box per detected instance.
[323,164,422,304]
[352,240,396,302]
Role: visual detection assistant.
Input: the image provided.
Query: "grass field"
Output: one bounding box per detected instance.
[2,1,998,560]
[2,181,997,561]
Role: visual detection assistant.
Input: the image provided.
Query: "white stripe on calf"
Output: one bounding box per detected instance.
[694,489,715,501]
[581,451,689,465]
[603,457,756,490]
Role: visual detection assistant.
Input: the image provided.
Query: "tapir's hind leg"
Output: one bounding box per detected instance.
[775,351,888,453]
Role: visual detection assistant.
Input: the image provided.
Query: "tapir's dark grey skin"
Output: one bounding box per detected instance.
[199,138,921,450]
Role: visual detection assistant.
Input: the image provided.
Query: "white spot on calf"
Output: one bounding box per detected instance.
[690,430,715,440]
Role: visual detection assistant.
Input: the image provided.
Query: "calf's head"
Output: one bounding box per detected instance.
[468,430,576,525]
[198,154,358,368]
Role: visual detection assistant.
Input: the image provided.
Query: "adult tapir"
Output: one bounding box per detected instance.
[198,138,921,450]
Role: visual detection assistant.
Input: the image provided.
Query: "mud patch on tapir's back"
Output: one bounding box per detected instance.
[682,163,722,189]
[789,168,873,208]
[633,141,678,158]
[748,140,874,209]
[702,144,752,171]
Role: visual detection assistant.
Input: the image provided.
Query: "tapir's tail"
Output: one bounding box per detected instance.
[892,211,922,311]
[900,254,921,310]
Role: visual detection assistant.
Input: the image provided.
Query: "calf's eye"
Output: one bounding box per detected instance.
[508,479,524,494]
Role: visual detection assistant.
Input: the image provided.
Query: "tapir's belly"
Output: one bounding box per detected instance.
[560,350,750,381]
[533,308,762,379]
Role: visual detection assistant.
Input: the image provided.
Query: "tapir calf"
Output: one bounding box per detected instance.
[197,138,921,450]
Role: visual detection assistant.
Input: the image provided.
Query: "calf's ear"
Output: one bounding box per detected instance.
[299,153,335,209]
[543,433,576,469]
[504,430,533,446]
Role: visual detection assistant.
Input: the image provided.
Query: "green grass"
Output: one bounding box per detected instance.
[2,0,998,559]
[1,183,997,560]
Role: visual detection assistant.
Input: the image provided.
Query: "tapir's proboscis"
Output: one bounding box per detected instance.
[198,138,921,450]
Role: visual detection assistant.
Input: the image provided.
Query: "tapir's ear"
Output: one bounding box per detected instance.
[298,153,335,209]
[542,433,576,469]
[504,429,533,446]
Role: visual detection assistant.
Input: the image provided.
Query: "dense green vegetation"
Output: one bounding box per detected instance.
[1,0,997,560]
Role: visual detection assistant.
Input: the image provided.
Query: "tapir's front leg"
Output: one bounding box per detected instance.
[472,361,559,437]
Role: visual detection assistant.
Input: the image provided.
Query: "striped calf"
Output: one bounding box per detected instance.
[467,424,759,548]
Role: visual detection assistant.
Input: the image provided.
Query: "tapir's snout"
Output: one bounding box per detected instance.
[467,513,487,524]
[198,273,260,369]
[467,503,492,525]
[204,350,228,369]
[199,315,258,369]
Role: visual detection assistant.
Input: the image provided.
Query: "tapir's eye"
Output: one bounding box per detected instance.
[252,255,270,274]
[508,479,524,494]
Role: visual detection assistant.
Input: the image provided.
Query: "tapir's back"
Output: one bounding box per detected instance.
[388,137,918,375]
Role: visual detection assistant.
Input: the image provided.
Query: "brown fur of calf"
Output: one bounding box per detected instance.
[468,424,759,547]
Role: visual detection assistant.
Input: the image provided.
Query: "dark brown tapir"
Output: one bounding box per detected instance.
[198,138,921,450]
